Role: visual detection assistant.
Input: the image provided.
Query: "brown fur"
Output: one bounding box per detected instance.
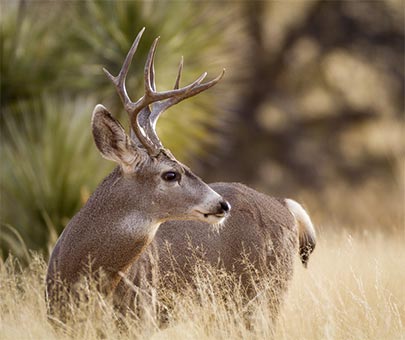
[116,182,301,315]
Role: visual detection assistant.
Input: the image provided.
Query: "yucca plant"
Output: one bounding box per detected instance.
[0,96,113,257]
[0,1,72,110]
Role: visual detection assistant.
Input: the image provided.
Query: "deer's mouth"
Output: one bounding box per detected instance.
[194,209,226,218]
[194,210,228,224]
[204,212,226,218]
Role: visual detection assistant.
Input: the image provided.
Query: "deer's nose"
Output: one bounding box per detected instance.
[219,200,231,214]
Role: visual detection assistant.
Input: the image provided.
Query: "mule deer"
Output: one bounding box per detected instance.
[46,28,230,316]
[46,28,316,320]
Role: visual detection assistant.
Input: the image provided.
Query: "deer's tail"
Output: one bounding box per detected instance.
[285,199,316,267]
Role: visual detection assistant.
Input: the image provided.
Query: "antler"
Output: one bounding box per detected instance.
[103,28,225,156]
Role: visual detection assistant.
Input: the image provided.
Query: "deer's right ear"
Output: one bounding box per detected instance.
[91,105,143,170]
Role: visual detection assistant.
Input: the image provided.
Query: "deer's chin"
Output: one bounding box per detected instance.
[192,210,228,225]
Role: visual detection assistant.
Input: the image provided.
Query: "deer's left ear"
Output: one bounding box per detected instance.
[91,104,144,170]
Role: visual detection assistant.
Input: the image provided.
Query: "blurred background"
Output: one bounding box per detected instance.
[1,0,403,260]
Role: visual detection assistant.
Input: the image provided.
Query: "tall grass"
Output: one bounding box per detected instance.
[0,231,404,339]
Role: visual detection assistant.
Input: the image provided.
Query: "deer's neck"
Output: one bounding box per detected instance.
[52,168,161,292]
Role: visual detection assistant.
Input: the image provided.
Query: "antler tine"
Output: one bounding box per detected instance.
[183,68,225,98]
[144,37,159,96]
[141,43,211,104]
[150,53,157,92]
[103,27,145,114]
[174,57,184,90]
[149,68,225,128]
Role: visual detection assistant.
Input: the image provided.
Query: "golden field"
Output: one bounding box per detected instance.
[1,2,404,339]
[1,229,404,340]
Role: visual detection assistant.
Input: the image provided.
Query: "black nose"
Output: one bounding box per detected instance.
[219,200,231,213]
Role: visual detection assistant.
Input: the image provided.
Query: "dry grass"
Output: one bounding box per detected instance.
[275,231,405,340]
[0,230,404,340]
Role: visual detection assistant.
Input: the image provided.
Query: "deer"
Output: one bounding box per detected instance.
[46,28,230,318]
[46,28,316,322]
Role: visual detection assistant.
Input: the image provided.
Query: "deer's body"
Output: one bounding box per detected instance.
[115,182,315,313]
[46,29,315,321]
[133,183,297,283]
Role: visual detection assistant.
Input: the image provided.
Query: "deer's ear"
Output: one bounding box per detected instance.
[91,105,142,169]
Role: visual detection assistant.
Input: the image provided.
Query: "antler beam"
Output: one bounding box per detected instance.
[103,28,225,156]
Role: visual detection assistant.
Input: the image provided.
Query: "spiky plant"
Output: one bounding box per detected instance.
[0,1,71,111]
[0,96,113,256]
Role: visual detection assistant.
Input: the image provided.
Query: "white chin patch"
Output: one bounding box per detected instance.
[208,216,226,233]
[201,214,224,224]
[191,209,227,231]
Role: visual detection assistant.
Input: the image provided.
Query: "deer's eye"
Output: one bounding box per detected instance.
[162,171,180,182]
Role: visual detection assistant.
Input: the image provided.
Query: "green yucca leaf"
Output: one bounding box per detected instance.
[0,96,112,254]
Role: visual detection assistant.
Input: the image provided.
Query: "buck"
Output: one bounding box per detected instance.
[46,28,316,319]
